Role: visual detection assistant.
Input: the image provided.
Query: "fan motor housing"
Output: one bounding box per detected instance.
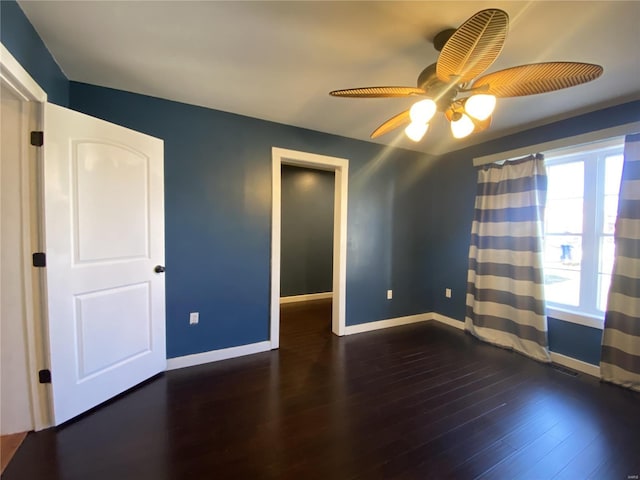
[433,28,457,52]
[417,63,458,111]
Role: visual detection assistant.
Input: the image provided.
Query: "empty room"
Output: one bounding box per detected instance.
[1,1,639,479]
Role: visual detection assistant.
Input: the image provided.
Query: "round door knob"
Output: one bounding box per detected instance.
[154,265,166,273]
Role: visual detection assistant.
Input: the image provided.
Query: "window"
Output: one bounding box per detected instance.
[543,138,624,324]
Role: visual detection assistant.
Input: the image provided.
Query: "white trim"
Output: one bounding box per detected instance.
[164,319,600,379]
[166,341,271,371]
[0,43,47,102]
[544,137,623,162]
[271,147,349,349]
[280,292,333,304]
[344,312,432,335]
[549,351,600,378]
[432,313,465,330]
[547,307,604,330]
[18,98,46,432]
[430,313,601,377]
[1,42,50,431]
[473,121,640,166]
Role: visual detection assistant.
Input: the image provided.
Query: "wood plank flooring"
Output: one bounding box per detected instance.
[3,299,639,479]
[0,432,27,474]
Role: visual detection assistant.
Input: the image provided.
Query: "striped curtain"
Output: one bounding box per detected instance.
[601,133,640,391]
[466,154,551,363]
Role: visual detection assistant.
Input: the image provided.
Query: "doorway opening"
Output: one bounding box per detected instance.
[270,148,349,349]
[280,165,334,301]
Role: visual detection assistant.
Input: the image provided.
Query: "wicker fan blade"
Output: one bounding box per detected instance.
[472,62,604,97]
[330,86,426,98]
[437,9,509,84]
[371,110,411,138]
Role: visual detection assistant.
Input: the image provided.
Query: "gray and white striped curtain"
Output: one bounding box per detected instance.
[466,154,551,363]
[601,133,640,391]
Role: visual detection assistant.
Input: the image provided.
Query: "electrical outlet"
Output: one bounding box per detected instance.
[445,288,452,298]
[189,312,199,325]
[387,290,393,300]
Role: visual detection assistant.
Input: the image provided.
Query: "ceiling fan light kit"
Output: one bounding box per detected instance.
[329,8,603,142]
[405,121,429,142]
[405,98,436,141]
[464,94,496,121]
[451,114,475,139]
[409,99,437,124]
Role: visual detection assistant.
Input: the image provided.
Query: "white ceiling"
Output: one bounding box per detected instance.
[18,1,640,155]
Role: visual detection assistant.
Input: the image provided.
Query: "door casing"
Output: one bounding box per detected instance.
[270,147,349,348]
[1,42,51,430]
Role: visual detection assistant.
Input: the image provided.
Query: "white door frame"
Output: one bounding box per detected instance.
[1,42,51,430]
[270,147,349,348]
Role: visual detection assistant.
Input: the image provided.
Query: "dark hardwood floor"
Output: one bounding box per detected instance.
[3,299,639,479]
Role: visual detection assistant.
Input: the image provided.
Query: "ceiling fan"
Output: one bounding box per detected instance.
[329,9,603,142]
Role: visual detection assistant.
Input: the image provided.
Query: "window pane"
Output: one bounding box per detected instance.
[598,273,611,312]
[543,144,624,317]
[544,235,582,268]
[544,234,581,307]
[547,162,584,199]
[545,268,580,306]
[545,198,583,233]
[603,195,619,234]
[599,154,623,312]
[599,236,616,274]
[604,154,624,195]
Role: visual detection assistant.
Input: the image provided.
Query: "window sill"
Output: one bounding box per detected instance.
[547,307,604,330]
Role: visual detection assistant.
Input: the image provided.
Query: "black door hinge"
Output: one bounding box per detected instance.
[32,252,46,267]
[30,131,44,147]
[39,369,51,384]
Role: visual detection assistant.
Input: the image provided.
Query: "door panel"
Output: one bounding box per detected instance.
[74,141,149,262]
[43,103,165,425]
[75,282,151,380]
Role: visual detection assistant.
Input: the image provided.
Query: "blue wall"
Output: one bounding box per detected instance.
[548,318,603,364]
[0,0,69,106]
[69,82,433,357]
[281,166,334,297]
[423,101,640,365]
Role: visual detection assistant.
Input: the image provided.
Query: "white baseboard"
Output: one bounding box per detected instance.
[166,341,272,371]
[431,314,601,378]
[549,351,600,378]
[280,292,333,304]
[344,312,432,335]
[165,314,600,380]
[432,313,465,330]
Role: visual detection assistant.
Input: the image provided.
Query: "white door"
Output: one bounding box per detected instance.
[43,102,166,425]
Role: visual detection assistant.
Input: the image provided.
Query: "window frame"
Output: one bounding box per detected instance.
[543,139,624,329]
